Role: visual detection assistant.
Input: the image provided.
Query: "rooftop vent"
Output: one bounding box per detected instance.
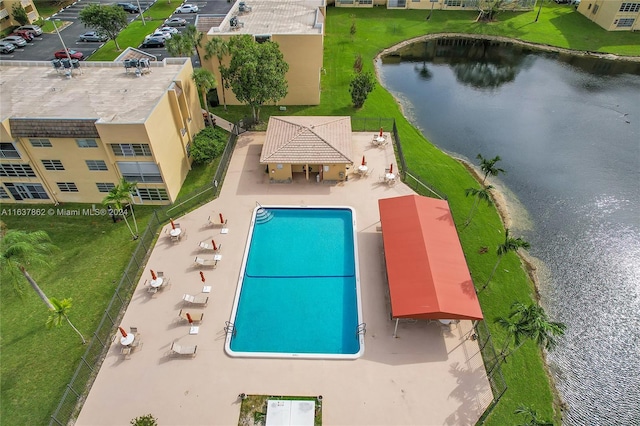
[51,59,80,78]
[124,58,151,76]
[230,16,244,30]
[238,2,252,14]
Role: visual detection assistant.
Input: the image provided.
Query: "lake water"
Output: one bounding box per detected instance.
[378,38,640,425]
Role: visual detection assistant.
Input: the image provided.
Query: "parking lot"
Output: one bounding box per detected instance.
[0,1,232,63]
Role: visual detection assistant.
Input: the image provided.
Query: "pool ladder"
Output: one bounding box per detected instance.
[224,321,237,338]
[255,202,274,224]
[356,323,367,338]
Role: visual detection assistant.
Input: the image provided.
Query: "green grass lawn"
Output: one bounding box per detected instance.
[0,204,156,425]
[2,3,637,425]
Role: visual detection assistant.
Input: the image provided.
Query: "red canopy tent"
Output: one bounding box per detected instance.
[378,195,482,336]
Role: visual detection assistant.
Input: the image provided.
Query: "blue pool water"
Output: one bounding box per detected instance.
[226,207,364,358]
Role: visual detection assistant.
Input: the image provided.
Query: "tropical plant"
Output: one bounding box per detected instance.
[130,413,158,426]
[102,178,139,240]
[203,37,229,110]
[182,24,203,61]
[11,4,29,25]
[192,68,217,128]
[462,184,493,228]
[476,153,506,184]
[0,229,57,308]
[349,71,376,108]
[190,127,225,164]
[165,33,194,57]
[222,34,289,122]
[476,0,507,22]
[353,54,363,74]
[79,4,128,51]
[495,301,566,362]
[480,228,530,292]
[514,404,553,426]
[46,297,87,344]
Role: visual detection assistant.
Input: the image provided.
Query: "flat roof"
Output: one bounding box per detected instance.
[204,0,324,36]
[0,59,191,124]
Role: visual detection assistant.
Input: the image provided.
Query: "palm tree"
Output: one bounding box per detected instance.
[0,229,56,309]
[165,33,194,57]
[514,405,553,426]
[102,178,139,240]
[476,153,506,184]
[192,68,217,128]
[203,37,229,110]
[495,301,566,362]
[182,24,203,63]
[462,184,493,228]
[46,297,87,344]
[480,228,530,292]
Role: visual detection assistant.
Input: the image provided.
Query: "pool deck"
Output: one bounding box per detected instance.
[76,132,492,425]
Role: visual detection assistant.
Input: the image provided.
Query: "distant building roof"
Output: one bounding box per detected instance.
[114,47,158,62]
[0,58,191,123]
[260,116,353,164]
[200,0,324,36]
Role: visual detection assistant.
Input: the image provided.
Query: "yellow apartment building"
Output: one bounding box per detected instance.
[196,0,325,106]
[0,58,204,205]
[0,0,40,32]
[577,1,640,31]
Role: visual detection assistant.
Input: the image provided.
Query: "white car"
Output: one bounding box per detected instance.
[159,26,179,35]
[175,4,199,13]
[146,31,171,41]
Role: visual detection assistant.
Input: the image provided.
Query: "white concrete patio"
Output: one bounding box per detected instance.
[76,132,492,426]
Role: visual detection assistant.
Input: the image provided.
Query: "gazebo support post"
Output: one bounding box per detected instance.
[393,318,399,338]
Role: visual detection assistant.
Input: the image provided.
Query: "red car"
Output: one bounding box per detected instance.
[54,49,84,60]
[9,30,34,42]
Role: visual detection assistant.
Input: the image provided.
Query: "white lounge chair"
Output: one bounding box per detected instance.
[182,293,209,306]
[170,341,197,357]
[178,309,205,323]
[194,256,217,268]
[198,241,221,252]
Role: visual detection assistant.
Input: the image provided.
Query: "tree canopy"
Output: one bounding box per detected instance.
[192,68,217,128]
[79,4,128,51]
[222,34,289,122]
[349,72,376,108]
[11,4,29,26]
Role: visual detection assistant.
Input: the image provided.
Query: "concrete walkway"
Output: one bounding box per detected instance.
[76,132,491,425]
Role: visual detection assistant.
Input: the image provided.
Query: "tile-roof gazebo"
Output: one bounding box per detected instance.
[260,116,353,183]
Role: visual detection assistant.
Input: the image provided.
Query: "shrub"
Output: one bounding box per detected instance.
[190,127,227,164]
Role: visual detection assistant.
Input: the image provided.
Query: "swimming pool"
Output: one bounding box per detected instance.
[225,206,364,359]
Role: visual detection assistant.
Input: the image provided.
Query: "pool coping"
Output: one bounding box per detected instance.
[225,205,365,359]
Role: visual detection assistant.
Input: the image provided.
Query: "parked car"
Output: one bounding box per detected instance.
[0,41,16,54]
[1,36,27,48]
[79,31,108,42]
[16,25,42,36]
[164,17,187,27]
[54,49,84,60]
[141,37,165,48]
[159,26,179,35]
[116,2,140,13]
[146,30,171,40]
[10,30,35,41]
[175,4,199,13]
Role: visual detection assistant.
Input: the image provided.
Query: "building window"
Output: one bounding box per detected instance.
[76,138,98,148]
[4,183,49,200]
[29,138,52,147]
[445,0,462,5]
[117,161,163,183]
[136,187,169,201]
[186,142,191,157]
[592,4,599,13]
[619,3,640,13]
[110,143,152,157]
[57,182,79,192]
[0,143,20,159]
[41,160,65,171]
[96,182,116,192]
[255,35,271,44]
[617,18,635,27]
[86,160,108,171]
[0,163,36,177]
[0,186,10,199]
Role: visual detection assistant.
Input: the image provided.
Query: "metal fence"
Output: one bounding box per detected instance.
[49,118,505,425]
[48,125,240,426]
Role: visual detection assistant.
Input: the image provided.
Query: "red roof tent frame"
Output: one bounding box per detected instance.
[378,195,483,321]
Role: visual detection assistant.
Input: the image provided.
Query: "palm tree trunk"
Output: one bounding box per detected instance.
[202,89,214,128]
[20,268,54,310]
[480,255,503,292]
[217,59,227,111]
[127,197,139,236]
[120,212,137,240]
[463,197,480,228]
[65,315,87,344]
